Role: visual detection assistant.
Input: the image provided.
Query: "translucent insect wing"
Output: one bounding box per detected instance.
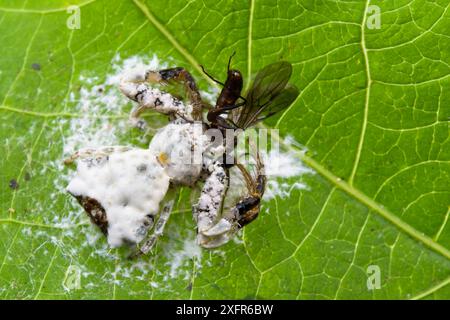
[236,61,295,128]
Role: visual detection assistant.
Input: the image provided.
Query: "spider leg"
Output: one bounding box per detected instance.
[129,199,174,258]
[197,155,266,248]
[64,146,132,165]
[119,68,194,125]
[193,162,228,247]
[150,67,204,121]
[202,195,260,238]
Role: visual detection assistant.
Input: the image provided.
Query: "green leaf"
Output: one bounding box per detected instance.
[0,0,449,299]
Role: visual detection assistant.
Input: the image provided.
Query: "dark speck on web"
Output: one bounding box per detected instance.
[9,179,19,190]
[31,63,41,71]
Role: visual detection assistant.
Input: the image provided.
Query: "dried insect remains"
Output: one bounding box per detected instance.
[65,55,299,257]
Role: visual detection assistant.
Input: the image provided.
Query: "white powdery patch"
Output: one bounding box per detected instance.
[40,53,224,293]
[165,233,202,280]
[62,53,168,157]
[264,149,311,178]
[106,53,169,87]
[262,140,314,200]
[46,54,167,230]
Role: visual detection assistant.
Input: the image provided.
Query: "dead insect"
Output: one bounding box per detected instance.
[65,55,299,257]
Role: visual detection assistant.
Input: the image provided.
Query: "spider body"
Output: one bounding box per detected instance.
[66,57,298,256]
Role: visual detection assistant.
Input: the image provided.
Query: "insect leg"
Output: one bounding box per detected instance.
[129,200,174,258]
[201,51,237,86]
[200,65,225,87]
[207,102,245,128]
